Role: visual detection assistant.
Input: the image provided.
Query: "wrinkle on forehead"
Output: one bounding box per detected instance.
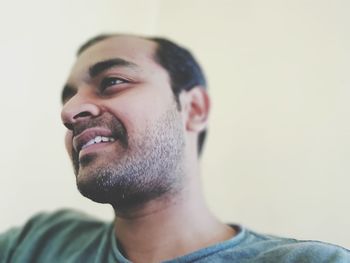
[79,35,157,64]
[67,35,159,83]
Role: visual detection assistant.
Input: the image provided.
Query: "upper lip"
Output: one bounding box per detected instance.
[73,127,116,152]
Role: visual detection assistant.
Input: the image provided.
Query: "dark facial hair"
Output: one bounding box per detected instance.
[69,109,186,212]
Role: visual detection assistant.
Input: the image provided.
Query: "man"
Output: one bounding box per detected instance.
[1,34,349,263]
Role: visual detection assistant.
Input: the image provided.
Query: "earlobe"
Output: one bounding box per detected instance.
[181,86,210,133]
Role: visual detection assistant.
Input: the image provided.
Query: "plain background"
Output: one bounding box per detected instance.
[0,0,349,248]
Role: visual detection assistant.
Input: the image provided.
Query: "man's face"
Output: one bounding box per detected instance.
[61,36,186,209]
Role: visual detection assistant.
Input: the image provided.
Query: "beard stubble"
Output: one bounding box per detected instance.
[72,108,186,211]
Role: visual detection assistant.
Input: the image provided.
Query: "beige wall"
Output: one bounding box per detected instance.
[0,0,349,248]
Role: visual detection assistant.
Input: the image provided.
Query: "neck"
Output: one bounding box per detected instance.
[113,175,235,263]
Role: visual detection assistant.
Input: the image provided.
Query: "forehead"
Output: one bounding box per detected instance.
[68,36,160,80]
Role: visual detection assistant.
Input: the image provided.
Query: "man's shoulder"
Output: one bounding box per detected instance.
[211,227,350,263]
[0,209,112,263]
[253,235,349,262]
[26,208,106,227]
[3,208,107,236]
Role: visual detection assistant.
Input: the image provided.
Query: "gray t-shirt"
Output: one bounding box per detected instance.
[1,209,349,262]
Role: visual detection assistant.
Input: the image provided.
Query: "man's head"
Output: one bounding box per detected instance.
[77,34,208,154]
[61,34,210,210]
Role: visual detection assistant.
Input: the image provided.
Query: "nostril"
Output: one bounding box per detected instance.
[73,111,91,119]
[64,122,74,130]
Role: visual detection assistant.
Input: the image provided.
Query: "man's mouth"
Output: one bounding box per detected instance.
[73,128,118,153]
[81,136,116,150]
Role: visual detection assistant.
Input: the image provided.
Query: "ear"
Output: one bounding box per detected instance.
[179,86,210,133]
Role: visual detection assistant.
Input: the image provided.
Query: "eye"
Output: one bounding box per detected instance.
[100,77,128,93]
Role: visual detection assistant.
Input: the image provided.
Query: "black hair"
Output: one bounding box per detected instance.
[77,34,208,155]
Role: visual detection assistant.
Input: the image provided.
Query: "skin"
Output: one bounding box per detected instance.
[61,35,235,262]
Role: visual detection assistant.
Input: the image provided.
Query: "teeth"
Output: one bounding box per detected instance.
[95,136,102,143]
[81,136,115,150]
[83,139,95,149]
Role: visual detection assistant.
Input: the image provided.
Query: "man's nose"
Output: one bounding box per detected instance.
[61,93,101,130]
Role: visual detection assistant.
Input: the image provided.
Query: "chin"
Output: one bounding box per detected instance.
[76,175,169,210]
[75,162,179,211]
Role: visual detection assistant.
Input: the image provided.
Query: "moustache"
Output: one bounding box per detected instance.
[72,115,128,147]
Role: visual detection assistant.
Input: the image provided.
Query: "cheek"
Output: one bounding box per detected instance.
[65,131,73,156]
[111,90,174,121]
[104,101,157,134]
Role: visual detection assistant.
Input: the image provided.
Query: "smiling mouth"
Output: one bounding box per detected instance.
[81,136,116,150]
[73,127,120,154]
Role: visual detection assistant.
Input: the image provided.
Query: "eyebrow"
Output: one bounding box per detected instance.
[89,58,138,78]
[61,58,138,104]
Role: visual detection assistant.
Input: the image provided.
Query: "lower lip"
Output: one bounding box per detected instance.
[79,141,116,158]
